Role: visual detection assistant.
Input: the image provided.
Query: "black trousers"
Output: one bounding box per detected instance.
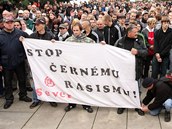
[68,103,91,108]
[3,61,27,101]
[0,72,4,95]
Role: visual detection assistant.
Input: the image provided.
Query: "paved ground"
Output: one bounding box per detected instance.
[0,89,171,129]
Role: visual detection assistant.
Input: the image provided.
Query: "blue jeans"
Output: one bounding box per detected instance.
[150,99,172,116]
[30,80,40,103]
[151,56,169,79]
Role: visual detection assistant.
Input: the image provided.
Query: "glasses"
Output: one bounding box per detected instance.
[59,28,65,30]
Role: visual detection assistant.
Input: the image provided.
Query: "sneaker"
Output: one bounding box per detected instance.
[49,102,57,107]
[164,111,171,122]
[12,87,17,91]
[83,106,93,113]
[135,108,145,116]
[64,105,76,112]
[19,96,32,102]
[30,101,41,109]
[4,101,13,109]
[0,93,4,98]
[117,108,125,114]
[26,87,33,92]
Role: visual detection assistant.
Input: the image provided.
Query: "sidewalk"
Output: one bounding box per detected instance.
[0,90,171,129]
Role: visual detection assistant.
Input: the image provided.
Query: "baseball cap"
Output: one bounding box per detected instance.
[59,24,67,29]
[35,18,46,25]
[142,77,154,88]
[142,10,148,15]
[18,10,24,14]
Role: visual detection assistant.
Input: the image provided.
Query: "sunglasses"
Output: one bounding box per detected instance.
[59,28,65,30]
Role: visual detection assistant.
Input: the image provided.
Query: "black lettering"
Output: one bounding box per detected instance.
[55,49,62,56]
[35,49,43,56]
[123,89,129,96]
[112,70,119,78]
[103,85,110,93]
[45,49,53,57]
[76,83,84,91]
[91,67,98,76]
[101,68,110,76]
[96,85,101,92]
[80,68,88,76]
[60,65,67,73]
[86,85,93,92]
[70,67,78,75]
[64,81,73,88]
[112,86,121,94]
[50,63,57,72]
[27,49,33,56]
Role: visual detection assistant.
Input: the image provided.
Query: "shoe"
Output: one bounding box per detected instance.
[4,101,13,109]
[83,106,93,113]
[30,101,41,109]
[26,87,33,92]
[135,108,145,116]
[12,87,17,91]
[19,96,32,102]
[117,108,125,114]
[64,105,76,112]
[49,102,57,107]
[0,93,4,98]
[164,111,171,122]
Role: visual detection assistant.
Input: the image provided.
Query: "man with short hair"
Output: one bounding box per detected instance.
[23,10,34,30]
[152,16,172,79]
[0,16,32,109]
[115,24,147,116]
[81,20,99,43]
[55,23,70,41]
[65,22,95,113]
[103,14,119,45]
[29,17,57,109]
[141,76,172,122]
[95,19,105,42]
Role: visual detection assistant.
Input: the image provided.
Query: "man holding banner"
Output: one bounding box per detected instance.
[29,17,57,109]
[22,21,142,113]
[115,24,148,115]
[64,22,95,113]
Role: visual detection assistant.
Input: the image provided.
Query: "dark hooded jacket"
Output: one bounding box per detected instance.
[142,80,172,110]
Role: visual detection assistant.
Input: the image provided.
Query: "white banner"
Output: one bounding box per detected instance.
[23,38,141,108]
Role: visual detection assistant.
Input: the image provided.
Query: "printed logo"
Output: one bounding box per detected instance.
[44,76,55,87]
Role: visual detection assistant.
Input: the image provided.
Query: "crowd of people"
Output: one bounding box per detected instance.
[0,0,172,123]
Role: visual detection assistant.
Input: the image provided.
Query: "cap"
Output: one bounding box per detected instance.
[3,16,14,22]
[142,77,154,88]
[18,10,24,14]
[142,10,148,15]
[117,14,126,19]
[59,24,67,29]
[35,18,46,24]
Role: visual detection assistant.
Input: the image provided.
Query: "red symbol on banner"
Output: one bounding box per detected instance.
[44,76,55,87]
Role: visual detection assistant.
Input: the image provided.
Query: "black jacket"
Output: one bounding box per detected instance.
[115,35,148,80]
[104,23,119,46]
[29,31,54,40]
[142,80,172,110]
[154,28,172,58]
[0,28,28,69]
